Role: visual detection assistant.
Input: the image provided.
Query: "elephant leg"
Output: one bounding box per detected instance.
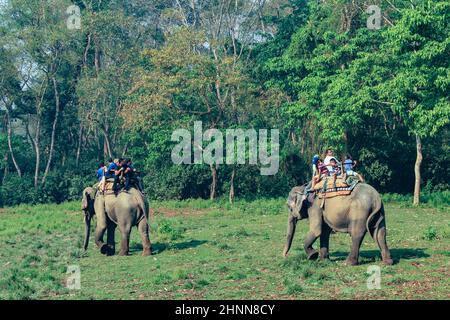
[106,222,116,256]
[375,221,393,265]
[95,217,109,255]
[304,232,320,260]
[137,217,152,256]
[118,225,131,256]
[319,222,332,260]
[304,206,322,260]
[346,229,366,266]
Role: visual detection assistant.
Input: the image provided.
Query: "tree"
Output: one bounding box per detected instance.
[373,1,450,204]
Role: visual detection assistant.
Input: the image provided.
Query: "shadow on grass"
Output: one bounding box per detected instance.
[129,239,207,255]
[170,239,208,250]
[330,248,429,265]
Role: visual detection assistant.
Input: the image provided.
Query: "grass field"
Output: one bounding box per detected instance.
[0,195,449,300]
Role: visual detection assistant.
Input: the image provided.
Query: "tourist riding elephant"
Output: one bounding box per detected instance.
[81,187,152,256]
[283,183,393,266]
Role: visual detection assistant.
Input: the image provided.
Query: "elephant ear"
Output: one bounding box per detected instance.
[295,185,313,220]
[81,188,93,210]
[81,192,89,210]
[287,186,309,219]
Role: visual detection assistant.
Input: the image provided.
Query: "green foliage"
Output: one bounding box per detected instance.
[423,226,438,241]
[156,219,184,241]
[0,0,448,205]
[0,173,94,207]
[382,190,450,210]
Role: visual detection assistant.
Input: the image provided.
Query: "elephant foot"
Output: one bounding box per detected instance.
[319,249,329,260]
[306,250,319,260]
[383,258,394,266]
[100,244,110,255]
[319,254,330,261]
[106,246,115,256]
[344,257,358,266]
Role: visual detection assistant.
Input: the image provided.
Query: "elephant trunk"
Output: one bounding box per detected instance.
[81,187,95,251]
[283,215,298,257]
[83,211,91,250]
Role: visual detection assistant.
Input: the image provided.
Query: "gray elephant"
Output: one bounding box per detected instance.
[82,187,152,256]
[283,183,393,266]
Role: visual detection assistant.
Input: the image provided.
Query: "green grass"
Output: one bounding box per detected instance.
[0,196,449,300]
[382,190,450,211]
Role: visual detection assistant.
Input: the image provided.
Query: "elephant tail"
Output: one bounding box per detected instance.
[134,192,147,224]
[366,199,385,249]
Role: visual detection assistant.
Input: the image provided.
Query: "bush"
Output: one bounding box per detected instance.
[423,226,438,241]
[0,173,95,207]
[382,190,450,209]
[156,219,184,241]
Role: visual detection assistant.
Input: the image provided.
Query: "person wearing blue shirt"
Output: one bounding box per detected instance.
[96,162,106,181]
[312,154,320,177]
[342,154,364,182]
[96,161,107,191]
[105,158,119,179]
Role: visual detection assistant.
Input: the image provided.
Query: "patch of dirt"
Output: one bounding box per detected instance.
[150,207,210,218]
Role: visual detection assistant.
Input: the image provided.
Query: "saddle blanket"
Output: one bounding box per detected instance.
[313,177,360,199]
[313,177,349,191]
[96,178,115,192]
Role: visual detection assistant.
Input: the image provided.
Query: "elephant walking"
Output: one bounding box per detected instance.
[82,187,152,256]
[283,183,393,266]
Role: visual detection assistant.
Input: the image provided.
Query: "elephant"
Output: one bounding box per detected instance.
[283,183,393,266]
[82,186,152,256]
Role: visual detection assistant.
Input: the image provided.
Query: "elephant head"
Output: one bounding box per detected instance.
[283,184,311,257]
[81,187,96,250]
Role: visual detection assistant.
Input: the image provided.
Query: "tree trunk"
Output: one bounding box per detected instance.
[300,126,306,154]
[76,123,83,167]
[2,152,8,184]
[94,37,100,76]
[83,33,91,68]
[5,107,22,177]
[42,76,61,185]
[413,134,422,205]
[229,167,235,204]
[33,119,41,188]
[103,127,112,159]
[31,79,47,188]
[210,164,217,200]
[94,127,101,159]
[121,142,129,157]
[343,130,349,156]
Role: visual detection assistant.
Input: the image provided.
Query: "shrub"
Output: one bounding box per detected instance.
[156,219,183,241]
[0,173,95,207]
[423,226,438,241]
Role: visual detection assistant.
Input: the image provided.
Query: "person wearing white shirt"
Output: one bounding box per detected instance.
[323,149,341,172]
